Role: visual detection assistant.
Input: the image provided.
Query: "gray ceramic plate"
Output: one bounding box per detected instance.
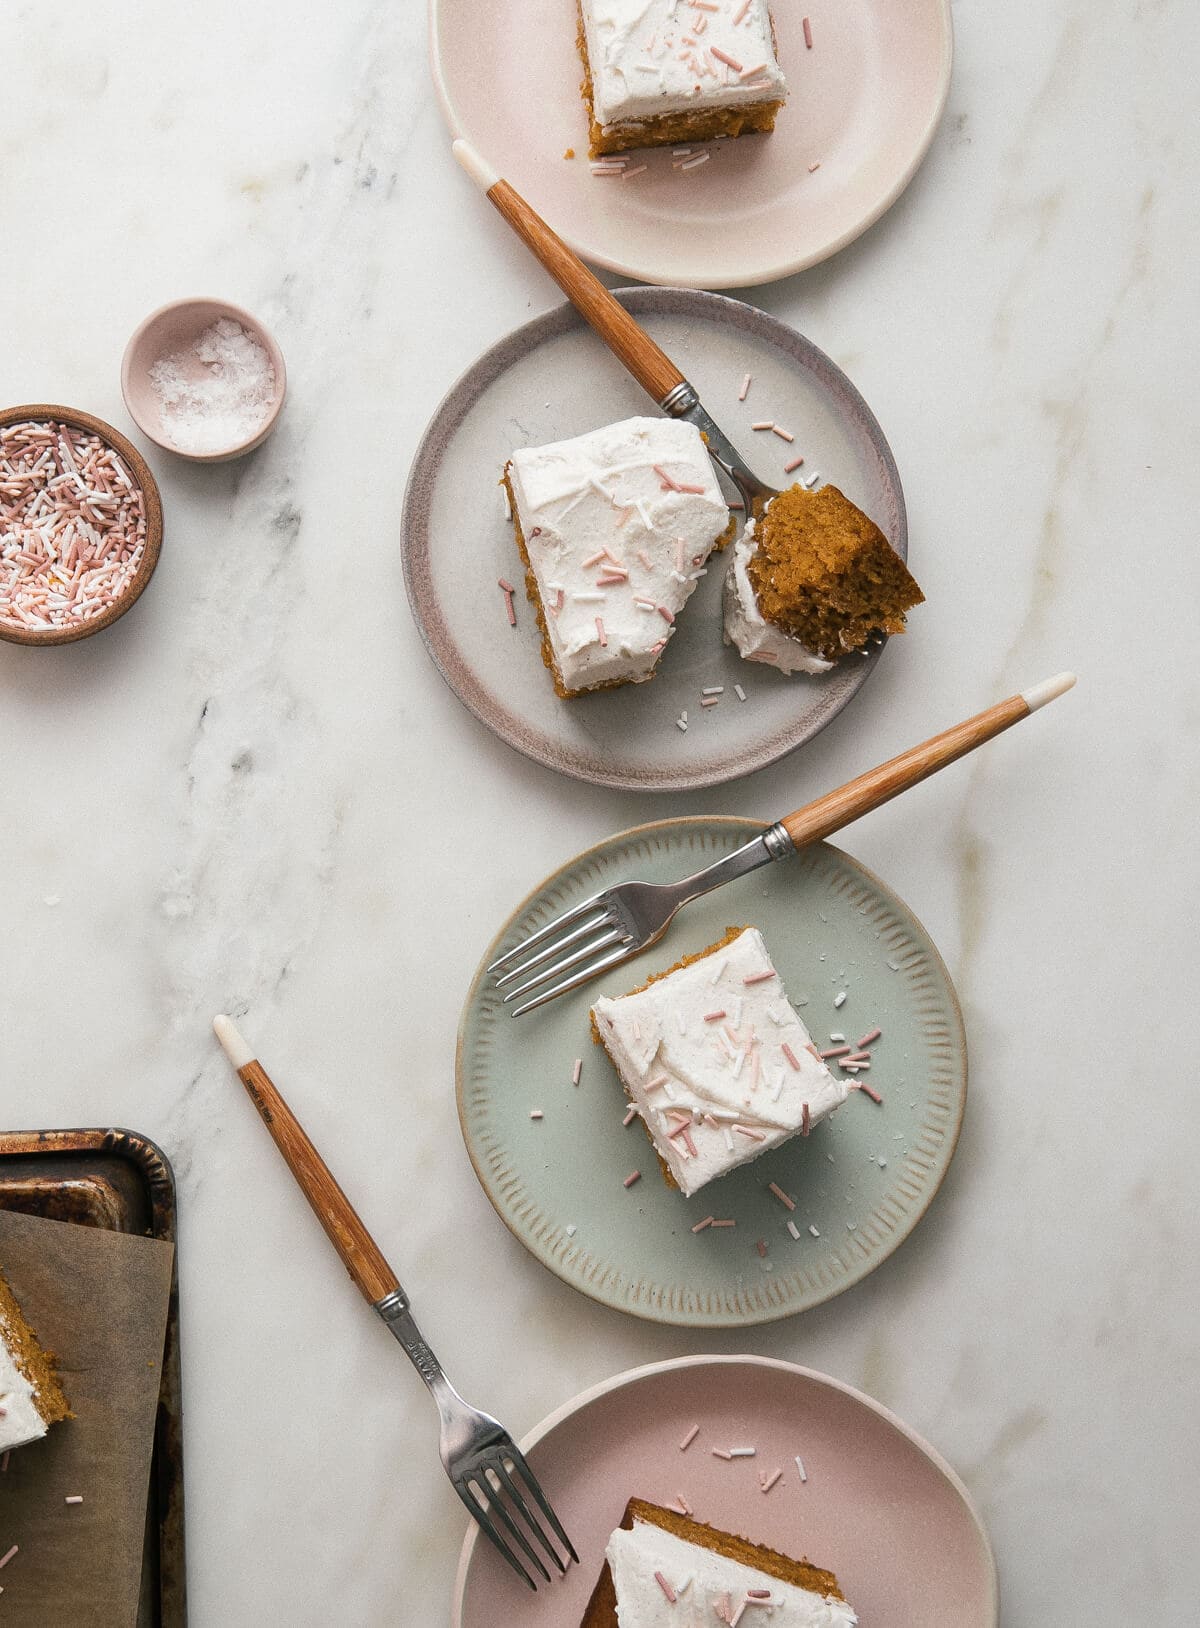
[457,817,966,1327]
[402,288,907,791]
[453,1356,998,1628]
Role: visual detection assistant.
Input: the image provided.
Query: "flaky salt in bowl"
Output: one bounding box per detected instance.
[121,298,287,462]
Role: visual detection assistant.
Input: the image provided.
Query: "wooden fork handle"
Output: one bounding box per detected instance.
[236,1058,400,1306]
[453,140,686,405]
[780,679,1072,851]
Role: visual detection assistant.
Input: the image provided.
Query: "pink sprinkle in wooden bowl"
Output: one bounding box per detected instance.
[0,404,163,648]
[120,297,287,464]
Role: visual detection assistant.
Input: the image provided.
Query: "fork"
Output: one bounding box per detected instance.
[452,138,810,514]
[491,676,1076,1013]
[211,1015,577,1590]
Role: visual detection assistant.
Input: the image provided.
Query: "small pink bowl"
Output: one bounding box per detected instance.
[121,297,286,463]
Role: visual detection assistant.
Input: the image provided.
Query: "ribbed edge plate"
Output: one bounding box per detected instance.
[457,817,966,1327]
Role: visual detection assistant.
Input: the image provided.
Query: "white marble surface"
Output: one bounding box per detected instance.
[3,1,1197,1622]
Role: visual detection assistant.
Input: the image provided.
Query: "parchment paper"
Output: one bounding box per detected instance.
[0,1209,174,1626]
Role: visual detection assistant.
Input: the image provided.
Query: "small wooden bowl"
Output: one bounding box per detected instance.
[0,404,164,648]
[121,297,287,463]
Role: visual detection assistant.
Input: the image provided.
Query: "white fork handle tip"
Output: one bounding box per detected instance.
[213,1014,254,1070]
[1022,671,1076,712]
[452,138,499,192]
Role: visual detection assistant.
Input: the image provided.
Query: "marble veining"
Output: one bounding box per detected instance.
[2,1,1197,1622]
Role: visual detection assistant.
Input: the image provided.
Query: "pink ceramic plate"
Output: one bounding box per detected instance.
[430,0,953,289]
[452,1356,997,1627]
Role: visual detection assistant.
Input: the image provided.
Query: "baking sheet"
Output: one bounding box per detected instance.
[0,1208,174,1625]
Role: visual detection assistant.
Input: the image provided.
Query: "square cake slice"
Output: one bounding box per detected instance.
[590,926,848,1197]
[578,1,788,158]
[0,1268,72,1453]
[504,417,729,698]
[725,483,924,668]
[581,1498,858,1626]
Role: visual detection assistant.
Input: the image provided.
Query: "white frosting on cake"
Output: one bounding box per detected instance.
[723,521,833,675]
[606,1516,858,1626]
[506,417,728,695]
[580,0,788,131]
[0,1327,48,1453]
[591,928,848,1197]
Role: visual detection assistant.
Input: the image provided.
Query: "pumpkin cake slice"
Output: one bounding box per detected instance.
[0,1267,72,1453]
[503,416,730,699]
[725,483,924,671]
[590,926,848,1197]
[580,1497,858,1626]
[577,0,788,159]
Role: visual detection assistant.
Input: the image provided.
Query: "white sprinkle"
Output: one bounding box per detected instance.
[501,485,512,521]
[830,1033,845,1044]
[680,1423,701,1451]
[702,685,724,696]
[572,1057,583,1085]
[834,991,847,1008]
[877,1156,888,1168]
[734,684,747,701]
[728,1447,756,1458]
[887,959,900,971]
[572,591,606,603]
[786,1220,801,1240]
[680,152,710,170]
[738,373,751,401]
[808,1224,820,1237]
[530,1110,544,1120]
[565,1224,577,1236]
[676,717,689,733]
[64,1495,84,1505]
[795,1455,808,1483]
[708,956,728,986]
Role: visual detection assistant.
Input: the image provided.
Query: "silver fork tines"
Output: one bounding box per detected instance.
[377,1292,576,1589]
[492,826,795,1016]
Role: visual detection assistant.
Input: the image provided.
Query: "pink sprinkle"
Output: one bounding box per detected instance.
[805,1043,822,1061]
[768,1181,795,1211]
[657,604,675,623]
[709,1218,736,1227]
[760,1469,782,1493]
[673,1491,694,1516]
[738,373,751,401]
[691,1216,714,1233]
[596,573,627,586]
[784,456,805,473]
[498,582,516,626]
[64,1495,84,1505]
[654,1571,677,1603]
[735,1125,765,1141]
[621,164,648,181]
[771,424,795,442]
[858,1082,884,1105]
[781,1043,801,1070]
[710,45,743,71]
[552,587,565,616]
[808,160,822,173]
[701,696,719,708]
[750,420,774,431]
[803,15,814,48]
[712,1447,733,1459]
[0,1546,16,1570]
[623,1170,641,1188]
[497,577,516,593]
[756,1238,768,1258]
[573,1056,583,1085]
[704,1009,727,1022]
[680,1423,701,1449]
[653,464,680,491]
[595,615,607,647]
[819,1046,851,1060]
[742,969,774,985]
[646,1073,669,1091]
[858,1027,882,1048]
[747,1586,773,1598]
[637,548,653,570]
[623,1104,638,1126]
[843,1052,871,1065]
[673,481,707,494]
[801,1102,811,1137]
[733,0,752,22]
[582,550,607,568]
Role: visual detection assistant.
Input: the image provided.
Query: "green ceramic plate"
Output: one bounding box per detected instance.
[457,818,967,1327]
